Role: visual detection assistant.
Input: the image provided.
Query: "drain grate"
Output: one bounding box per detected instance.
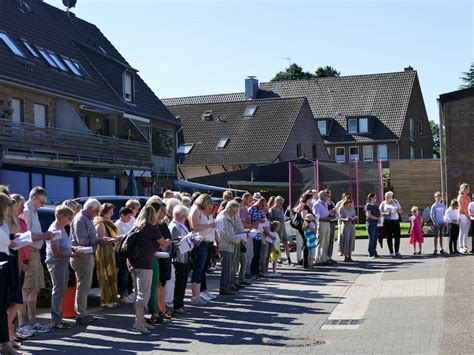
[262,337,326,348]
[324,319,363,326]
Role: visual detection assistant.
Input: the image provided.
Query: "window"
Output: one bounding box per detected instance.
[151,128,174,157]
[11,99,22,123]
[326,147,331,157]
[410,146,415,159]
[363,145,373,162]
[359,118,369,133]
[177,143,194,155]
[243,105,257,117]
[409,118,415,141]
[201,110,213,121]
[336,147,345,163]
[63,57,82,76]
[22,40,39,57]
[296,143,302,157]
[37,48,58,68]
[317,120,327,135]
[420,146,424,159]
[33,104,46,128]
[72,61,90,79]
[217,138,229,149]
[348,119,357,134]
[377,144,388,161]
[47,51,68,72]
[349,146,359,162]
[419,119,423,135]
[0,32,25,58]
[124,72,134,102]
[312,145,317,159]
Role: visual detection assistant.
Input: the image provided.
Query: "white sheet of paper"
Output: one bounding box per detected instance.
[154,251,170,259]
[75,246,93,254]
[0,261,8,267]
[249,230,257,239]
[12,231,33,250]
[178,240,192,254]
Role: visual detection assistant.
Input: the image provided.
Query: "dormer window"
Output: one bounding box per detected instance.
[217,138,229,149]
[177,143,194,155]
[359,118,369,133]
[243,105,257,117]
[124,72,134,103]
[37,47,59,68]
[22,40,38,58]
[348,118,358,134]
[347,117,370,134]
[63,57,82,76]
[202,110,213,121]
[47,51,68,72]
[0,32,25,58]
[317,120,327,135]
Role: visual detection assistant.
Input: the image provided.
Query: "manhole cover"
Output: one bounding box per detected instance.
[324,319,363,326]
[262,337,326,348]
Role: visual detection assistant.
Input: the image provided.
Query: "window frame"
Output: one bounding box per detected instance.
[317,120,327,135]
[409,118,415,141]
[243,105,257,117]
[177,143,194,155]
[296,143,302,157]
[37,47,59,68]
[47,51,68,72]
[420,146,424,159]
[335,146,345,163]
[349,146,359,162]
[377,144,388,161]
[21,39,39,58]
[124,72,134,103]
[410,145,415,159]
[216,138,229,150]
[62,57,83,76]
[347,118,358,134]
[359,117,369,133]
[0,32,25,58]
[33,103,47,128]
[363,145,374,162]
[11,98,23,123]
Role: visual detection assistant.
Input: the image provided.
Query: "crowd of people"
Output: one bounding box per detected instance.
[0,183,473,353]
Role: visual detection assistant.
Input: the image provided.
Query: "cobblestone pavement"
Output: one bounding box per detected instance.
[18,236,466,354]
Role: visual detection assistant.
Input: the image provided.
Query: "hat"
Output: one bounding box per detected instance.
[253,192,262,200]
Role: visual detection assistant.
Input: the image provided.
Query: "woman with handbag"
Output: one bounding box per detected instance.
[380,191,403,257]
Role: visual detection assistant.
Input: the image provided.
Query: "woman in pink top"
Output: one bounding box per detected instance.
[457,183,471,253]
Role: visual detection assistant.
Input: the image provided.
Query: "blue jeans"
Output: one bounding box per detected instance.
[366,223,378,257]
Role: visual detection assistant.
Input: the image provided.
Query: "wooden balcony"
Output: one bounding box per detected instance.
[0,119,152,169]
[152,156,176,176]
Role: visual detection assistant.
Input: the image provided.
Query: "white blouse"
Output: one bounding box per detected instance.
[444,208,460,224]
[189,205,216,243]
[0,223,11,255]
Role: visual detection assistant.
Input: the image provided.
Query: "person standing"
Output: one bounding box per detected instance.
[430,192,446,255]
[249,198,268,277]
[115,207,134,304]
[268,196,290,265]
[445,200,460,254]
[326,192,338,262]
[294,193,313,268]
[313,190,333,265]
[18,187,55,334]
[365,193,381,258]
[380,191,403,257]
[70,199,108,324]
[409,207,424,255]
[469,197,474,253]
[339,196,357,262]
[240,193,255,278]
[457,183,471,253]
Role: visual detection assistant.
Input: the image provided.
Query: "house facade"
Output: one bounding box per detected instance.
[167,96,329,180]
[439,87,474,200]
[0,0,178,200]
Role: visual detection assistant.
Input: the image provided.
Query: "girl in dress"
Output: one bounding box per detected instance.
[268,221,282,277]
[409,206,424,255]
[303,214,317,268]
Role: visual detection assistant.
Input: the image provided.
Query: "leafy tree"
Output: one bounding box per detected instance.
[430,120,440,158]
[315,66,341,78]
[271,64,314,82]
[460,63,474,89]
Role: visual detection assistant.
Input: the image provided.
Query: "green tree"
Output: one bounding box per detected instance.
[314,65,341,78]
[430,120,440,158]
[460,62,474,89]
[271,63,314,82]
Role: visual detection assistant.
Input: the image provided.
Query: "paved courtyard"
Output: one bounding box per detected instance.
[18,237,472,354]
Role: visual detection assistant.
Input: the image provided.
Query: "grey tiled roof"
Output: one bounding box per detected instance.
[0,0,176,123]
[258,70,417,143]
[168,97,310,165]
[162,92,246,107]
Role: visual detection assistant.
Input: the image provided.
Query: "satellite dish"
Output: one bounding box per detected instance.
[62,0,77,8]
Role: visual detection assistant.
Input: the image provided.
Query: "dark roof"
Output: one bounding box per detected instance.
[0,0,177,124]
[258,70,418,143]
[168,97,310,165]
[162,92,246,107]
[439,87,474,106]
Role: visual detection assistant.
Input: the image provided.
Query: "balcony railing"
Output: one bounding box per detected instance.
[152,156,176,176]
[0,119,152,169]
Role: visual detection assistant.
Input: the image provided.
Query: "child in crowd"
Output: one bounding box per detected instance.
[430,192,446,255]
[268,221,282,277]
[409,206,424,255]
[303,214,317,269]
[444,199,460,254]
[115,207,134,304]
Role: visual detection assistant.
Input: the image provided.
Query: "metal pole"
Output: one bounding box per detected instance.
[379,160,384,204]
[288,161,293,209]
[356,159,360,209]
[316,159,320,191]
[437,99,446,202]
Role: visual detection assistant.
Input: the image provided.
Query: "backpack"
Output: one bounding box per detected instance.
[119,227,142,259]
[289,208,304,230]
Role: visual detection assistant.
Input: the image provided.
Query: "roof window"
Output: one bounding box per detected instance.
[124,72,134,102]
[21,40,39,58]
[0,32,25,58]
[62,57,82,76]
[177,143,194,155]
[217,138,229,149]
[243,105,257,117]
[37,48,59,68]
[202,110,214,121]
[47,51,68,72]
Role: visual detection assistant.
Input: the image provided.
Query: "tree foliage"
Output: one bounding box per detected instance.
[460,62,474,89]
[430,120,440,158]
[314,66,341,78]
[271,63,341,82]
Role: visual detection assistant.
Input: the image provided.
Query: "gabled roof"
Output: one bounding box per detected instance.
[439,86,474,106]
[162,92,246,107]
[0,0,177,124]
[168,97,310,165]
[258,70,418,143]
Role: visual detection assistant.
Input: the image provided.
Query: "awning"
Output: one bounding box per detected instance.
[80,104,123,116]
[174,180,245,193]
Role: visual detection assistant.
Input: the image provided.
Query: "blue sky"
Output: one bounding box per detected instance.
[46,0,473,123]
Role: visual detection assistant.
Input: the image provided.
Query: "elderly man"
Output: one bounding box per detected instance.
[216,201,243,295]
[240,193,255,278]
[17,187,55,336]
[313,190,335,266]
[70,198,108,324]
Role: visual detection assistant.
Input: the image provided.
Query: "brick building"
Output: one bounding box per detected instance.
[439,87,474,200]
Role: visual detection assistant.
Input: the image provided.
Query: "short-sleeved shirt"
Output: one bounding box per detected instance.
[115,219,132,237]
[46,221,72,263]
[21,200,44,250]
[380,200,401,221]
[70,211,97,247]
[365,203,381,225]
[0,223,10,255]
[312,200,329,220]
[128,224,162,270]
[431,202,447,225]
[468,202,474,221]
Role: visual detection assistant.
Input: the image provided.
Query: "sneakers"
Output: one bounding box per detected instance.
[240,280,252,286]
[173,307,191,315]
[76,315,97,325]
[120,295,134,304]
[165,302,174,309]
[132,324,150,335]
[200,291,216,301]
[272,272,282,277]
[395,253,402,257]
[389,253,395,257]
[127,292,136,303]
[17,325,35,338]
[30,322,50,333]
[191,296,208,305]
[219,289,237,296]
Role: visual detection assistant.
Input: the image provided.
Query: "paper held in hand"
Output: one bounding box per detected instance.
[177,233,195,254]
[154,251,170,259]
[12,231,33,250]
[75,246,93,254]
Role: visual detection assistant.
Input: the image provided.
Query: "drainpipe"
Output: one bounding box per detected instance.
[437,99,446,202]
[175,126,183,178]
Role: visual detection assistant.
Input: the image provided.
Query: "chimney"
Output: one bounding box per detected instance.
[245,76,258,100]
[404,65,414,71]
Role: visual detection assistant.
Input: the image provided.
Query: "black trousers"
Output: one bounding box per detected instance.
[251,239,262,275]
[0,253,11,343]
[173,261,189,310]
[298,229,309,268]
[384,220,401,254]
[449,223,459,253]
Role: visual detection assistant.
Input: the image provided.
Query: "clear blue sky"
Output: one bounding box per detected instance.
[46,0,473,123]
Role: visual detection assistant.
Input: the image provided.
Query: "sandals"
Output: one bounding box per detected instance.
[159,312,172,320]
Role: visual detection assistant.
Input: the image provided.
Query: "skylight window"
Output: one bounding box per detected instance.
[202,110,214,121]
[22,40,39,58]
[217,138,229,149]
[243,105,257,117]
[0,32,25,58]
[177,144,194,155]
[37,48,59,68]
[47,51,68,72]
[62,57,82,76]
